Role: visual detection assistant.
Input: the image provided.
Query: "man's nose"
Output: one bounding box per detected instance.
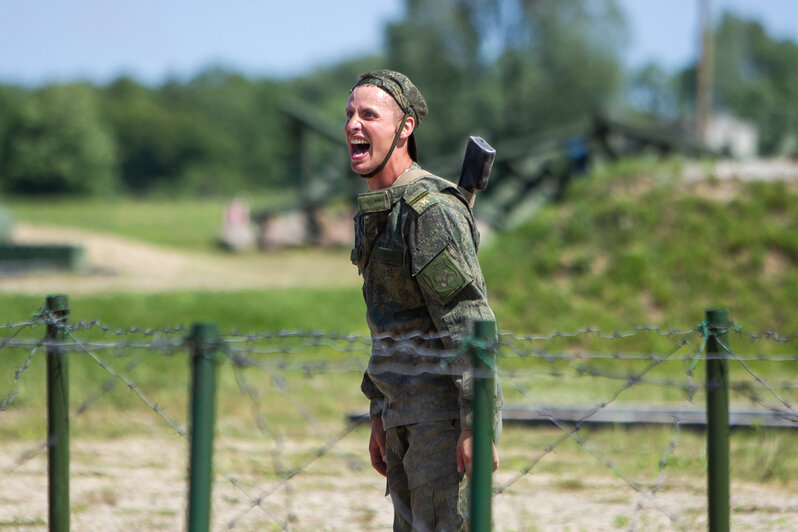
[346,114,361,133]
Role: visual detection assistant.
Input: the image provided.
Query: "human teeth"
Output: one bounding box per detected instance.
[351,139,368,144]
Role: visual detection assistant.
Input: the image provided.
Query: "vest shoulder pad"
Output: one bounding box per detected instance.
[402,176,470,216]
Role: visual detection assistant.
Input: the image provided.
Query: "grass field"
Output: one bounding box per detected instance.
[6,190,297,251]
[3,157,798,530]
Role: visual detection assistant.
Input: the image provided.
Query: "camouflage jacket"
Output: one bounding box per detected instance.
[351,164,497,430]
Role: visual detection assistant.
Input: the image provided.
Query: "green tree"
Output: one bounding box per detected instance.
[493,0,626,136]
[103,76,193,194]
[175,68,291,191]
[712,13,798,154]
[1,84,117,195]
[675,13,798,154]
[626,62,681,120]
[386,0,489,154]
[385,0,627,155]
[102,70,293,196]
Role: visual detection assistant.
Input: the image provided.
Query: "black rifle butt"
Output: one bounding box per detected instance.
[459,136,495,192]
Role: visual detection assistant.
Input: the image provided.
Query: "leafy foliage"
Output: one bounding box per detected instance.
[0,84,116,195]
[481,157,798,338]
[0,1,630,197]
[1,4,798,196]
[102,71,291,195]
[632,12,798,155]
[386,0,627,155]
[711,13,798,154]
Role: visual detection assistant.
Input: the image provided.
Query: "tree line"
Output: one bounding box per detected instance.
[1,1,796,197]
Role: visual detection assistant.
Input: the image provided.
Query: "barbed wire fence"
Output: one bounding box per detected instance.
[2,298,798,530]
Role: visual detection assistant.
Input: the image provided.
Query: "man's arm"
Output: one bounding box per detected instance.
[407,192,499,420]
[362,372,388,475]
[405,189,502,471]
[369,416,388,476]
[457,429,499,478]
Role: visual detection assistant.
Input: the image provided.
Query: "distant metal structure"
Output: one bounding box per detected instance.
[250,104,354,249]
[248,105,719,248]
[425,115,717,231]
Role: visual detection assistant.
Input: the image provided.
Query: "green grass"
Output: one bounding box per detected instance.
[498,423,798,489]
[3,157,798,496]
[482,156,798,350]
[2,288,364,332]
[6,191,297,251]
[0,289,367,431]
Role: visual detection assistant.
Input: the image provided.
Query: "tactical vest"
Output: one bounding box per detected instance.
[350,170,477,280]
[352,168,489,429]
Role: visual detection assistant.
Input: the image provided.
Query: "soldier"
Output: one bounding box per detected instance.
[347,70,500,531]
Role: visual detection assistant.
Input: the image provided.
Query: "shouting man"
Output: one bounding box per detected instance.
[347,70,501,531]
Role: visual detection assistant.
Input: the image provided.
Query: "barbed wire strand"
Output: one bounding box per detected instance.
[496,368,688,532]
[0,342,42,413]
[8,332,798,363]
[229,363,293,529]
[716,337,798,425]
[495,331,700,530]
[0,319,37,348]
[71,336,292,529]
[5,314,798,529]
[1,319,39,330]
[499,326,696,342]
[628,354,702,532]
[223,418,366,530]
[733,327,798,344]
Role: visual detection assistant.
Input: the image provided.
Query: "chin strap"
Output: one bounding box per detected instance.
[359,109,410,179]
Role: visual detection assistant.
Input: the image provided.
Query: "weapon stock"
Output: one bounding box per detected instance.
[458,136,495,206]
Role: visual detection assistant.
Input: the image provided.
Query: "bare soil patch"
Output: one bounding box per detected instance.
[1,224,360,295]
[3,425,798,531]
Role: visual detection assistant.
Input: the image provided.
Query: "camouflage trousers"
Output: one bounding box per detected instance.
[385,420,468,532]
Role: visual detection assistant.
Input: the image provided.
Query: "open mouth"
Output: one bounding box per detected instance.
[350,138,370,158]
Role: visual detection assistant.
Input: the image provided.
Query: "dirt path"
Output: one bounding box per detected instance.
[3,430,798,531]
[1,224,360,294]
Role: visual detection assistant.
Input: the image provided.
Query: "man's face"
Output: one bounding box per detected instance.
[345,85,403,175]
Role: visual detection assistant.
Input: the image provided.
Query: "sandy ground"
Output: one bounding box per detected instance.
[3,425,798,532]
[1,224,360,295]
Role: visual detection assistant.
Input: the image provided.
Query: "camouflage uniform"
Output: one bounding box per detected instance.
[349,69,500,532]
[352,163,499,531]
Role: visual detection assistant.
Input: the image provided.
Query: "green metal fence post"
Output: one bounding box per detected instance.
[705,308,730,532]
[470,320,496,532]
[187,323,221,532]
[46,294,70,532]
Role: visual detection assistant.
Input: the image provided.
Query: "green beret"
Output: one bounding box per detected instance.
[353,70,428,126]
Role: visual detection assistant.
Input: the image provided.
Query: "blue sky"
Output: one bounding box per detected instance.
[1,1,797,86]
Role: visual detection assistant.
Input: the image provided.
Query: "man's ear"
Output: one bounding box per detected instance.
[400,115,415,139]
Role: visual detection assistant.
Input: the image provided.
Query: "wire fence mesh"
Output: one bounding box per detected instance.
[2,306,798,531]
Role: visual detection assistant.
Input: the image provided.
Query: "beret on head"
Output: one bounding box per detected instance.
[353,70,428,126]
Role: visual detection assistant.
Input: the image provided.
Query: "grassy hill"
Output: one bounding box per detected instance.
[3,158,798,492]
[4,156,798,397]
[4,155,797,341]
[481,157,798,341]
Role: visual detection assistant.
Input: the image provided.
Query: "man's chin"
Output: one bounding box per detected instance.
[350,160,374,176]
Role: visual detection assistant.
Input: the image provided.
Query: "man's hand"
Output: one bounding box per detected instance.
[456,428,499,479]
[369,417,388,476]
